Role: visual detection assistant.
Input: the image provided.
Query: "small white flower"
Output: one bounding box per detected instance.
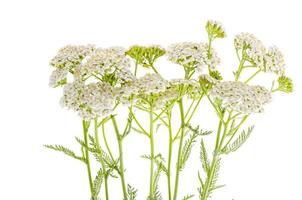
[166,42,220,72]
[76,47,132,84]
[234,33,266,69]
[61,81,116,120]
[49,68,68,87]
[264,46,285,75]
[210,81,271,114]
[50,45,95,69]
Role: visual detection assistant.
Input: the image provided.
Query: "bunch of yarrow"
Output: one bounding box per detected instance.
[47,20,293,200]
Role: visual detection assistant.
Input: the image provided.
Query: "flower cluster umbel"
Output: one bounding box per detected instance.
[47,20,293,200]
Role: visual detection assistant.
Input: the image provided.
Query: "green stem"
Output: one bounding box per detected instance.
[102,123,115,162]
[82,120,94,199]
[173,99,185,200]
[235,58,246,81]
[244,69,261,83]
[167,111,173,200]
[201,117,229,200]
[149,105,155,199]
[134,61,138,76]
[150,63,159,74]
[94,119,109,200]
[111,116,127,200]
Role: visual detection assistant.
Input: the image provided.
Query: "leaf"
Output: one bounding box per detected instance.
[200,140,210,174]
[222,126,254,154]
[179,124,211,170]
[92,168,104,197]
[126,184,138,200]
[208,158,221,194]
[142,154,167,175]
[181,194,194,200]
[44,144,86,163]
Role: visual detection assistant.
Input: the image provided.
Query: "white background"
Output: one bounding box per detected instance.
[0,0,302,199]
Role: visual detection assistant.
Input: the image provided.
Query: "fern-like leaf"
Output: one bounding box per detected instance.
[125,184,138,200]
[181,194,194,200]
[222,126,254,154]
[92,168,104,197]
[44,144,86,163]
[200,140,210,174]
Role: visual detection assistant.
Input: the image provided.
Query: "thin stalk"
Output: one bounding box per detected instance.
[245,69,261,83]
[111,116,127,200]
[82,120,94,199]
[201,117,229,200]
[150,63,159,74]
[94,119,109,200]
[235,58,246,81]
[134,61,139,76]
[173,99,185,200]
[167,111,173,200]
[149,105,155,198]
[102,123,115,162]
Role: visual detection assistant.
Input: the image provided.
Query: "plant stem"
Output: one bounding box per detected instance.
[235,57,246,81]
[167,111,173,200]
[201,114,230,200]
[173,98,185,200]
[149,105,155,198]
[111,116,127,200]
[101,123,115,162]
[134,61,138,76]
[245,69,261,83]
[94,119,109,200]
[82,120,94,199]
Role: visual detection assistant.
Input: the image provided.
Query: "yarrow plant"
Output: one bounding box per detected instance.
[47,20,293,200]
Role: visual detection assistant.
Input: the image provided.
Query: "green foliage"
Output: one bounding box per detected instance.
[276,75,293,93]
[179,125,212,170]
[200,140,210,174]
[126,45,165,67]
[207,158,221,197]
[44,144,86,163]
[222,126,254,154]
[126,184,138,200]
[143,154,165,200]
[92,168,104,198]
[142,154,168,175]
[181,194,194,200]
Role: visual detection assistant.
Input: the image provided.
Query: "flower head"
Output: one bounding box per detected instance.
[50,45,95,69]
[126,45,165,67]
[166,42,220,72]
[76,47,133,85]
[275,76,293,93]
[206,20,226,39]
[234,33,266,68]
[264,46,285,75]
[61,81,116,120]
[49,68,68,87]
[210,81,271,114]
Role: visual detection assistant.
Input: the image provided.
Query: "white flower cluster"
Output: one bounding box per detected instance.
[210,81,271,114]
[264,46,285,75]
[166,42,220,72]
[118,74,183,109]
[49,68,68,87]
[50,45,95,69]
[234,33,285,75]
[60,81,116,120]
[234,33,266,69]
[76,47,133,84]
